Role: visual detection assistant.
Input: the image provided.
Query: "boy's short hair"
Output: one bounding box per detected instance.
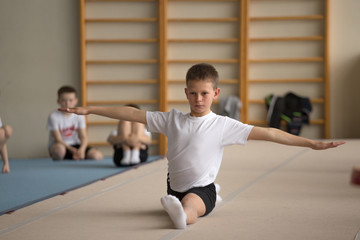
[186,63,219,89]
[57,86,77,99]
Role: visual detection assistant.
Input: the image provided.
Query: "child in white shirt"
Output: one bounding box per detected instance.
[59,63,345,229]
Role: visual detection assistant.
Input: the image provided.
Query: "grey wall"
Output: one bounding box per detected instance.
[329,0,360,138]
[0,0,359,158]
[0,0,80,158]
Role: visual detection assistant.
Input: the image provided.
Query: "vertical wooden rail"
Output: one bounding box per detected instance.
[158,0,168,155]
[239,0,246,122]
[324,0,330,138]
[238,0,242,121]
[79,0,87,107]
[242,0,249,123]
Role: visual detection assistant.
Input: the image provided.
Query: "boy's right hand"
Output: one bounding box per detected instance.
[2,163,10,173]
[68,146,81,160]
[58,107,89,115]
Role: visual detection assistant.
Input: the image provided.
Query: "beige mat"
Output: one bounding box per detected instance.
[1,140,359,240]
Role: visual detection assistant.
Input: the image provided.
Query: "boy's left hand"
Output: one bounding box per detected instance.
[311,140,346,150]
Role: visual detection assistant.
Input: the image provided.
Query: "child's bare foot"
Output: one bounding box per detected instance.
[161,195,186,229]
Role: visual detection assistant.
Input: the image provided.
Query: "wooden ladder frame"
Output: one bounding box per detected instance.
[79,0,330,156]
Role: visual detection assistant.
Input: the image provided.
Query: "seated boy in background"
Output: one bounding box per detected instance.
[47,86,103,161]
[0,117,12,173]
[107,104,152,167]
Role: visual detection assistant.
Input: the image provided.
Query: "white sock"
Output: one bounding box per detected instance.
[161,195,187,229]
[215,183,221,193]
[215,183,222,202]
[130,149,140,165]
[120,150,131,165]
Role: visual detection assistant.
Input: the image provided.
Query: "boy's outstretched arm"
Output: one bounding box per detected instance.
[248,126,345,150]
[59,106,147,124]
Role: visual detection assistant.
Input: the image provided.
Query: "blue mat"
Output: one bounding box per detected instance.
[0,156,162,215]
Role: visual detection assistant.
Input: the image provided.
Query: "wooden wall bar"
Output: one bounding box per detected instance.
[80,0,330,156]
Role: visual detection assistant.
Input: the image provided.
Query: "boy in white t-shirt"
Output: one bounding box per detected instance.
[0,117,12,173]
[59,63,345,229]
[47,86,103,161]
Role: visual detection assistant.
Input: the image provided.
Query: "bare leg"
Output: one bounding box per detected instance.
[129,122,144,164]
[1,144,10,173]
[86,148,103,161]
[0,125,12,148]
[181,193,206,225]
[49,143,66,160]
[0,129,6,149]
[0,126,12,173]
[118,120,132,165]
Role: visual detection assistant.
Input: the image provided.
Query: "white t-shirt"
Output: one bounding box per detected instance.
[47,111,86,148]
[146,109,253,192]
[0,117,2,128]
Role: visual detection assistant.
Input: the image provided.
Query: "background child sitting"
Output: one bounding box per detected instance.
[0,117,12,173]
[47,86,103,161]
[107,104,152,166]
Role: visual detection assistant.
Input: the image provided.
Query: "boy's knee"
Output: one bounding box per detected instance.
[3,125,12,139]
[0,125,12,141]
[50,143,66,160]
[119,120,131,129]
[181,193,206,217]
[87,149,103,161]
[93,151,103,161]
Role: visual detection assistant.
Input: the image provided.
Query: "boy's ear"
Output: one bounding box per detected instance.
[213,88,220,99]
[184,88,189,99]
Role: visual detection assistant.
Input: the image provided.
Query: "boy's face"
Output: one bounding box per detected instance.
[185,79,220,117]
[57,92,78,109]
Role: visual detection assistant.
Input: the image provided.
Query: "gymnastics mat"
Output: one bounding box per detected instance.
[0,156,162,215]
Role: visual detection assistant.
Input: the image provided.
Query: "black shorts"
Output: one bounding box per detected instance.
[112,145,149,167]
[64,144,92,160]
[167,175,217,216]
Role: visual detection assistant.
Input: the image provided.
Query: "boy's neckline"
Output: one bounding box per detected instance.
[58,110,73,117]
[188,111,214,119]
